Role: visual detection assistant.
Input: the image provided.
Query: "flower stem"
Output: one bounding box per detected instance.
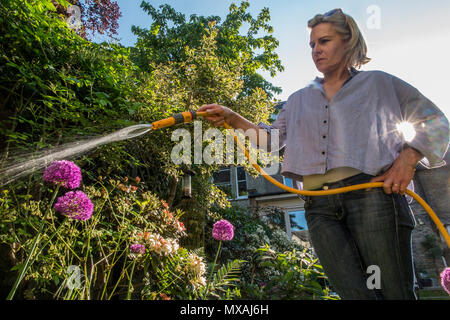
[126,260,136,300]
[203,240,222,299]
[7,185,60,300]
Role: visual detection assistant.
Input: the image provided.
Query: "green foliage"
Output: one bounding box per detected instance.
[421,233,444,259]
[131,1,284,98]
[205,205,336,300]
[0,0,286,301]
[201,259,245,300]
[1,0,138,144]
[254,245,337,300]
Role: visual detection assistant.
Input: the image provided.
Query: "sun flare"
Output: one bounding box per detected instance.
[396,121,416,142]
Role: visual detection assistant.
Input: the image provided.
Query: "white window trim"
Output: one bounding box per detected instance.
[213,167,233,200]
[234,166,248,200]
[213,166,248,200]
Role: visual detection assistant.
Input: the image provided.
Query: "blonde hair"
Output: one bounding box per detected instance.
[308,9,371,69]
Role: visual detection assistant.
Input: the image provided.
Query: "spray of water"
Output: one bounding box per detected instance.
[0,124,152,187]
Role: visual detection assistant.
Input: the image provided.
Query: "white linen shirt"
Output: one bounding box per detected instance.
[259,69,449,182]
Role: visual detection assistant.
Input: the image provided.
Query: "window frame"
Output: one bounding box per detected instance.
[212,165,248,200]
[284,208,307,239]
[213,167,233,200]
[234,166,248,200]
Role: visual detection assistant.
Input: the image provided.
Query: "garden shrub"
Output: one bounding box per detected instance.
[0,0,278,300]
[206,205,337,300]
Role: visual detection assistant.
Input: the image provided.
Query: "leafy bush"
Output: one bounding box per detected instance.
[205,205,337,300]
[422,233,444,259]
[253,245,337,299]
[0,0,283,300]
[0,167,247,300]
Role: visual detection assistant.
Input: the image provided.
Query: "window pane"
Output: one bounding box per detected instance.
[236,166,246,181]
[284,177,294,188]
[213,169,231,184]
[238,180,247,197]
[289,210,307,231]
[217,184,232,196]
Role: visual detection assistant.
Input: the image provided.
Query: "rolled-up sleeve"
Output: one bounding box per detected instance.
[257,103,287,152]
[392,76,449,168]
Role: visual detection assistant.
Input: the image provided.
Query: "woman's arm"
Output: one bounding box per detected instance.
[391,75,449,168]
[371,75,449,195]
[197,104,270,148]
[370,145,423,195]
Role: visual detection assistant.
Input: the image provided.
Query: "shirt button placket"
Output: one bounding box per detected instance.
[322,104,330,170]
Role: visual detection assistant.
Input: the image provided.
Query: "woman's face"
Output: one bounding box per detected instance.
[310,22,348,74]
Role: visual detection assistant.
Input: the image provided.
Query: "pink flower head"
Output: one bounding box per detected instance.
[53,191,94,221]
[440,267,450,295]
[212,219,234,241]
[43,160,82,189]
[130,244,146,255]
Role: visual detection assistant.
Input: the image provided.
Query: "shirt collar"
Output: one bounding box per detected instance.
[313,67,361,86]
[345,67,360,85]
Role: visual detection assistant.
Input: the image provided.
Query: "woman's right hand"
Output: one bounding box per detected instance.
[197,104,234,127]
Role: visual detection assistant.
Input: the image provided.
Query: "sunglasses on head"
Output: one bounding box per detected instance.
[323,8,343,18]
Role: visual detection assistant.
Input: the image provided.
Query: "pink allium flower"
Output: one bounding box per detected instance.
[53,191,94,221]
[212,219,234,241]
[43,160,82,189]
[440,267,450,295]
[130,244,146,255]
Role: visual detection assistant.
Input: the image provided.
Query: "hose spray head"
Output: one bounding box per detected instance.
[151,111,198,130]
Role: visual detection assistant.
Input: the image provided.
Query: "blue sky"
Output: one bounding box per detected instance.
[112,0,450,119]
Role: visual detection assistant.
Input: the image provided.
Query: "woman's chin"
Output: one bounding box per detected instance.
[315,67,327,75]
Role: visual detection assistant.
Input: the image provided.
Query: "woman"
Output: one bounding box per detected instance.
[197,9,449,299]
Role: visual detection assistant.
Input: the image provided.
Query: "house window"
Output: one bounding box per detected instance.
[285,209,308,239]
[288,210,308,231]
[283,177,294,188]
[212,166,248,199]
[212,167,232,196]
[236,166,248,199]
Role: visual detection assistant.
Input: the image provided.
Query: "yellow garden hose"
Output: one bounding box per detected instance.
[151,111,450,248]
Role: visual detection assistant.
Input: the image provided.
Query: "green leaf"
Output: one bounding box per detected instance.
[10,263,24,272]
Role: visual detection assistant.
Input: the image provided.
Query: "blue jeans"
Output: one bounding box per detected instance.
[304,173,417,300]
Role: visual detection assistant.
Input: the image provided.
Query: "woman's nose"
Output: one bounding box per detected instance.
[313,43,322,55]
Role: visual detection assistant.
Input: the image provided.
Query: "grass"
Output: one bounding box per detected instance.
[417,289,450,300]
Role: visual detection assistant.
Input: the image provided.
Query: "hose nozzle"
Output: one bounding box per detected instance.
[151,111,212,130]
[151,111,198,130]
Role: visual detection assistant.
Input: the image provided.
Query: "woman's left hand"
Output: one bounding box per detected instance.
[370,147,423,195]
